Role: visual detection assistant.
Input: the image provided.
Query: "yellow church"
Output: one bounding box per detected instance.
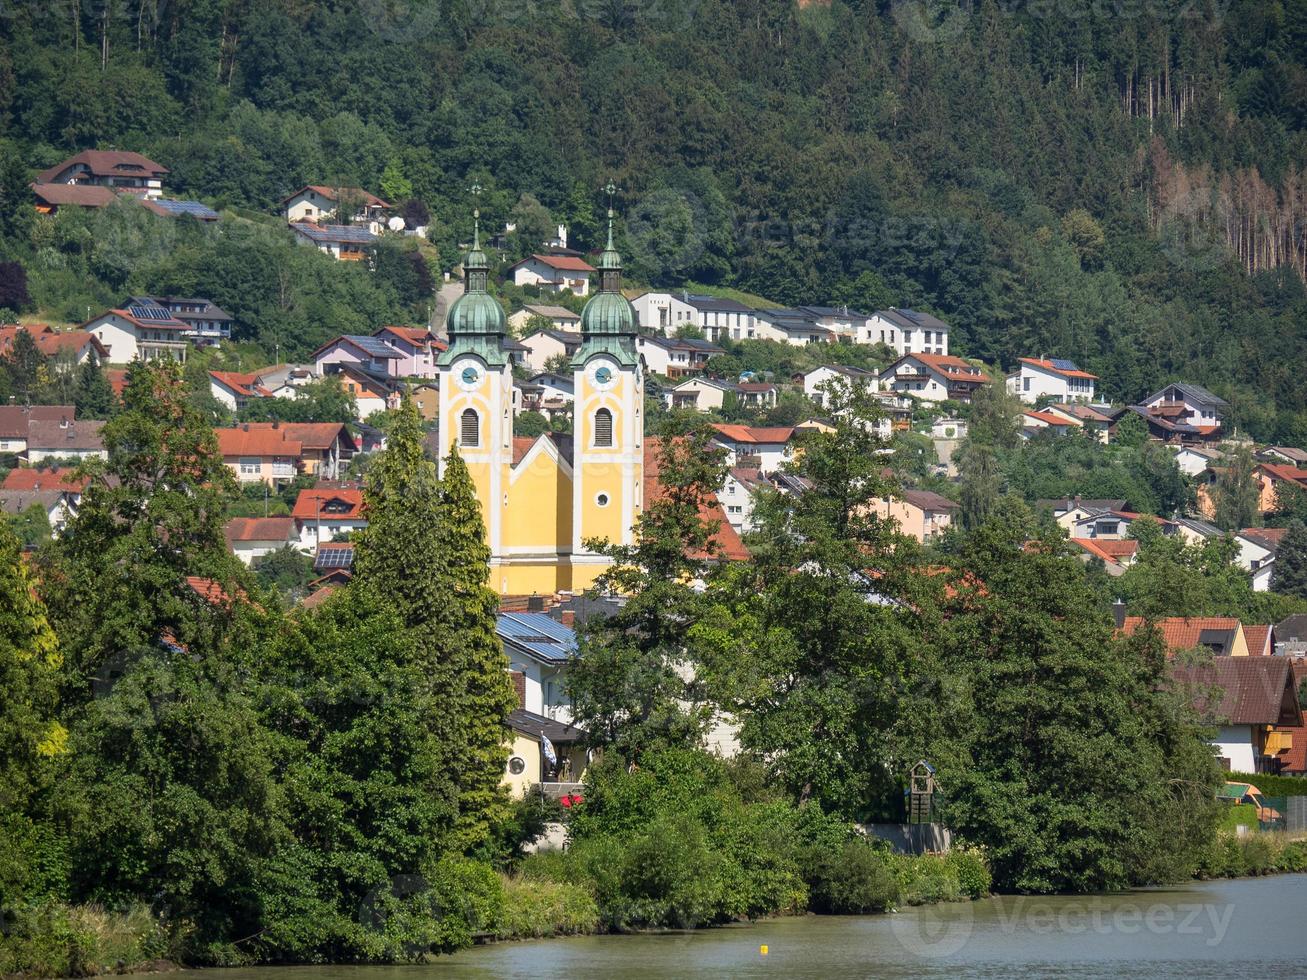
[435,203,645,596]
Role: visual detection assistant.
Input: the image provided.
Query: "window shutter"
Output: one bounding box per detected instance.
[460,409,479,447]
[594,408,614,448]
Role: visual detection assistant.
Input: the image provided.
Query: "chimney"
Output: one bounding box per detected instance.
[527,593,545,612]
[242,423,250,432]
[560,609,576,628]
[1112,599,1127,630]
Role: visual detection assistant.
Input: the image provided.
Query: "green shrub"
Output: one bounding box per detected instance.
[803,838,900,914]
[493,875,599,940]
[947,849,992,898]
[0,902,167,978]
[1226,773,1307,797]
[1217,804,1259,832]
[893,854,964,906]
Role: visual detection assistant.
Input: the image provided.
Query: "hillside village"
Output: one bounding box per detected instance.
[2,148,1307,793]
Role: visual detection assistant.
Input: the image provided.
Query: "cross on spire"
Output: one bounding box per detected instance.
[603,179,617,249]
[470,180,483,248]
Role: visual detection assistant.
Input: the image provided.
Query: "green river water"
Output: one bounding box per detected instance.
[183,873,1307,979]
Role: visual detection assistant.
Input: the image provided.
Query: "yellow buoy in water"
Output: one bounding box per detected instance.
[760,944,768,956]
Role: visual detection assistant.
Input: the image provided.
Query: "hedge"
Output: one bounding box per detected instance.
[1227,773,1307,797]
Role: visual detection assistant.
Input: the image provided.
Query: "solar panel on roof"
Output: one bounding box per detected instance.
[1050,358,1079,371]
[314,548,355,570]
[128,304,175,321]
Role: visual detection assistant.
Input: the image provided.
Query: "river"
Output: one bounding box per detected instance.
[186,874,1307,979]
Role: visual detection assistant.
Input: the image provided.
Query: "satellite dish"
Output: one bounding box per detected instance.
[387,215,405,233]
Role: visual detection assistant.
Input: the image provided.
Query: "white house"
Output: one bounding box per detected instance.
[84,305,189,363]
[24,419,106,463]
[1234,528,1285,581]
[1170,658,1301,773]
[372,326,445,380]
[1137,383,1229,434]
[636,335,724,378]
[666,376,735,411]
[37,150,168,199]
[709,424,795,473]
[1020,409,1078,438]
[290,222,377,261]
[866,309,950,356]
[282,185,390,226]
[630,291,700,334]
[752,309,835,346]
[879,354,989,403]
[508,254,595,296]
[0,406,74,456]
[507,304,581,335]
[498,612,577,723]
[802,365,880,409]
[313,334,404,378]
[1006,357,1097,404]
[1173,445,1224,477]
[717,467,769,533]
[0,489,77,535]
[519,329,582,374]
[292,488,366,553]
[224,516,298,566]
[683,295,758,342]
[150,297,233,346]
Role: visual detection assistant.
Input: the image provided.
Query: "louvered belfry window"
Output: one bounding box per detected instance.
[594,408,614,448]
[460,408,479,447]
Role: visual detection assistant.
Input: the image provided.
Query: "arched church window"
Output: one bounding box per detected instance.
[594,408,614,448]
[460,408,480,447]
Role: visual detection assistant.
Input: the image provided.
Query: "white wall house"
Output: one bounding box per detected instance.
[709,424,795,473]
[519,329,582,374]
[1139,383,1229,431]
[507,304,581,335]
[508,254,595,296]
[630,292,700,334]
[24,420,106,463]
[879,354,988,403]
[686,296,757,342]
[717,467,767,533]
[666,376,735,411]
[802,365,881,408]
[290,222,377,261]
[37,150,168,199]
[282,185,390,225]
[85,308,189,364]
[1006,357,1097,404]
[498,612,577,723]
[866,309,950,356]
[224,517,298,566]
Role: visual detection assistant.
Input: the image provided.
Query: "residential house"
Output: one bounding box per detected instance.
[519,329,582,374]
[522,373,574,415]
[84,303,189,363]
[290,222,376,261]
[0,406,74,456]
[717,467,769,533]
[709,424,795,473]
[1036,498,1129,533]
[1133,383,1229,442]
[0,489,77,535]
[866,309,950,356]
[313,541,355,581]
[149,297,233,346]
[629,291,699,334]
[636,334,725,378]
[796,306,872,341]
[282,185,390,226]
[1173,445,1224,477]
[313,334,404,378]
[24,419,105,463]
[412,382,440,421]
[208,371,274,412]
[292,487,366,552]
[508,254,595,296]
[1276,614,1307,657]
[1173,516,1224,546]
[1235,528,1287,592]
[1043,403,1113,443]
[684,295,757,342]
[499,611,577,723]
[1,467,88,496]
[37,150,168,199]
[871,489,959,544]
[257,364,317,399]
[507,304,581,334]
[1121,616,1250,657]
[373,325,446,379]
[1254,463,1307,513]
[802,364,880,409]
[735,382,778,410]
[752,308,835,346]
[504,710,588,800]
[0,324,106,367]
[330,363,402,420]
[1020,409,1078,438]
[879,353,989,403]
[1006,357,1097,404]
[139,199,220,222]
[30,182,118,213]
[666,376,736,411]
[1070,508,1174,540]
[1261,446,1307,467]
[1169,658,1302,773]
[224,517,298,566]
[215,425,302,485]
[1070,537,1139,575]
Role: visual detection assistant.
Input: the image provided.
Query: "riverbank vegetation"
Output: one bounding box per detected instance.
[0,366,1245,976]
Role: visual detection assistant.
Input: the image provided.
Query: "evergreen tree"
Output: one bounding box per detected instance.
[439,449,516,851]
[73,357,116,419]
[1,328,47,403]
[1272,519,1307,599]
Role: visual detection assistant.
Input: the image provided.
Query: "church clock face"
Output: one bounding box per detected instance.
[461,366,479,386]
[594,366,612,385]
[456,363,481,391]
[590,361,617,391]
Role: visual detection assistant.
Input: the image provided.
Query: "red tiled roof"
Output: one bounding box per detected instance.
[38,150,168,182]
[1,467,88,493]
[1240,527,1288,552]
[214,426,301,458]
[511,436,538,467]
[644,437,748,562]
[1072,538,1139,565]
[1243,625,1272,656]
[291,488,364,521]
[1257,463,1307,484]
[104,308,187,332]
[283,184,390,208]
[232,421,352,453]
[106,369,128,397]
[735,382,777,392]
[710,424,796,445]
[301,584,340,609]
[375,325,447,351]
[30,182,118,207]
[1018,357,1098,381]
[524,253,596,273]
[1024,410,1075,426]
[209,370,272,399]
[224,516,296,543]
[185,575,244,607]
[910,353,990,383]
[1121,616,1242,654]
[0,405,75,439]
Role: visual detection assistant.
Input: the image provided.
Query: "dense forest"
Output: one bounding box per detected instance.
[0,0,1306,439]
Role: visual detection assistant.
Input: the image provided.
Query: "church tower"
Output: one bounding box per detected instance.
[437,185,512,583]
[571,184,643,590]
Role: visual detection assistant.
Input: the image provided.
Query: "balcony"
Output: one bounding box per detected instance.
[1266,731,1294,755]
[533,781,585,801]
